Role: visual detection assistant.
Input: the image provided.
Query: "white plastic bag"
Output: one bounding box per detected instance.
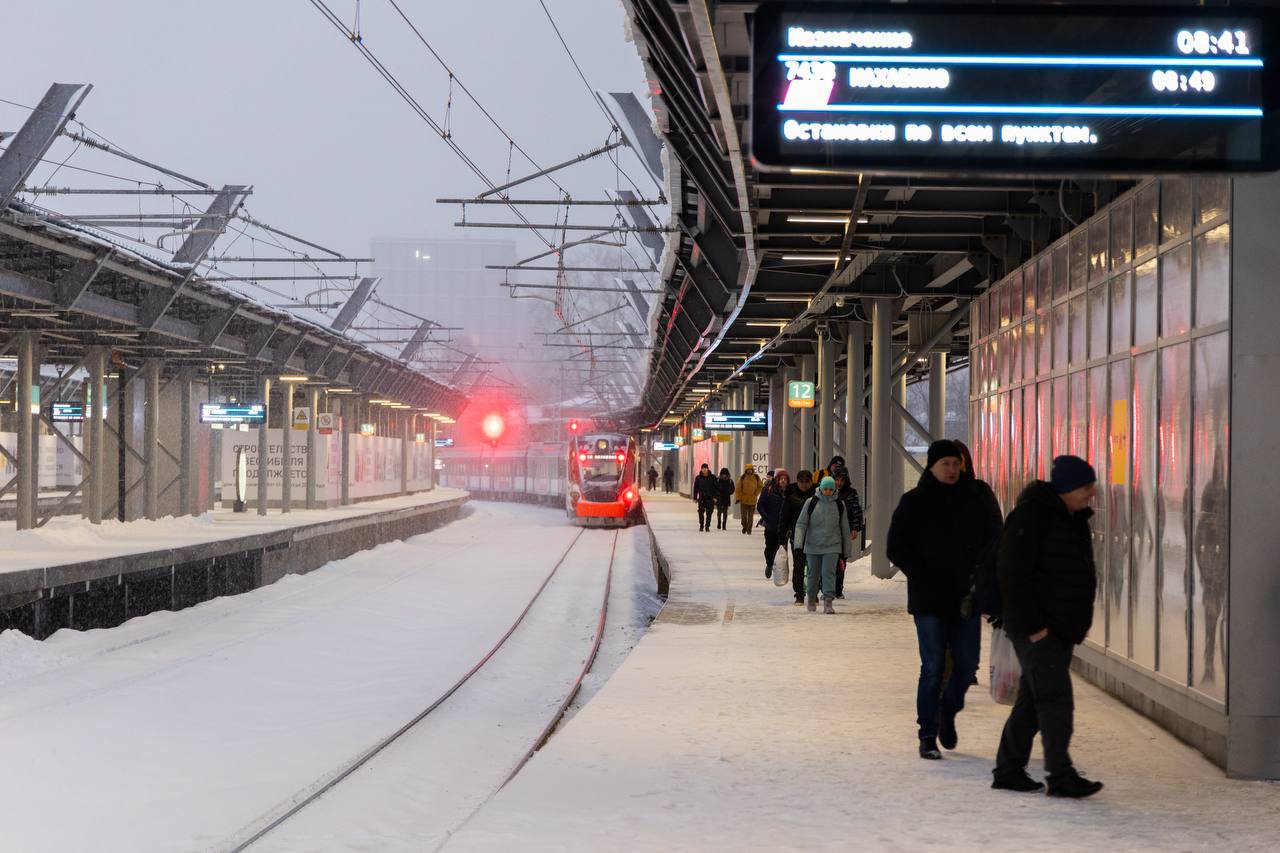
[774,547,790,586]
[989,627,1022,706]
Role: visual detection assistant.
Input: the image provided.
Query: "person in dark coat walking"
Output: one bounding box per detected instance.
[992,455,1104,799]
[887,440,1002,761]
[829,465,864,598]
[779,470,816,605]
[693,463,718,531]
[755,468,789,578]
[663,466,674,493]
[715,467,735,530]
[647,466,659,491]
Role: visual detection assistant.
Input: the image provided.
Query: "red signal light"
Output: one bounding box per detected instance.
[568,419,580,433]
[481,412,505,443]
[578,452,588,462]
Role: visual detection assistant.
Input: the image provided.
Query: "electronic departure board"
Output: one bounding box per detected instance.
[199,403,266,425]
[751,3,1280,172]
[705,410,769,432]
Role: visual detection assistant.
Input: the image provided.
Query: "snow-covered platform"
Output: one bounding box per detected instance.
[0,488,467,637]
[446,491,1280,852]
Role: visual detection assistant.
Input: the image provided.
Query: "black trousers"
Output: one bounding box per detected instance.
[763,526,780,567]
[716,504,729,528]
[790,546,808,600]
[995,633,1077,779]
[697,500,715,529]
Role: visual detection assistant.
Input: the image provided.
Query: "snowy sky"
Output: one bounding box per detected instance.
[3,0,654,260]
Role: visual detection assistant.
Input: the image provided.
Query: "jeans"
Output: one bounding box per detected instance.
[913,612,981,739]
[791,547,807,601]
[805,552,840,601]
[995,633,1076,778]
[763,526,780,568]
[697,500,714,529]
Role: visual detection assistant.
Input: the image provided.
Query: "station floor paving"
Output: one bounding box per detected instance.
[447,492,1280,852]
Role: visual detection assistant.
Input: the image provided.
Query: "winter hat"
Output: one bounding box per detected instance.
[818,476,837,491]
[1050,455,1097,494]
[828,455,845,470]
[926,439,963,469]
[830,464,848,481]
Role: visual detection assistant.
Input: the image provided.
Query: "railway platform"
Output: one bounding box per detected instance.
[446,492,1280,852]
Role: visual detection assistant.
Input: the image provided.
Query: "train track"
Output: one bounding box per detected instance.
[221,526,618,853]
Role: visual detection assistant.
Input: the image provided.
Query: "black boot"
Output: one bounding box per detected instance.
[991,770,1045,793]
[938,717,957,750]
[918,737,942,760]
[1046,770,1103,798]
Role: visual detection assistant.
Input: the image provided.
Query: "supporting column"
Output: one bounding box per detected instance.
[179,369,198,517]
[257,376,271,515]
[306,386,320,509]
[929,351,948,441]
[84,346,107,524]
[846,322,866,499]
[340,396,352,506]
[142,359,160,521]
[280,380,294,513]
[892,368,906,501]
[817,329,835,468]
[798,354,815,474]
[768,373,784,476]
[14,332,38,530]
[870,301,894,578]
[778,367,793,475]
[401,411,410,495]
[427,418,437,490]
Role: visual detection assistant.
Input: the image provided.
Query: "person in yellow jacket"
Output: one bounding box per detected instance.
[734,464,763,535]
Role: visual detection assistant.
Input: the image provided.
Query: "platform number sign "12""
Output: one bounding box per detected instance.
[787,380,815,409]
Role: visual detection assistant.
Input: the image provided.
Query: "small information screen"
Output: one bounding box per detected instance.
[50,402,85,422]
[751,3,1280,172]
[199,403,266,425]
[705,410,769,432]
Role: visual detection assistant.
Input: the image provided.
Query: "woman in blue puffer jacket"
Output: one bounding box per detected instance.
[794,476,851,614]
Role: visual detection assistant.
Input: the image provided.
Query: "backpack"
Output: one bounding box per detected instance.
[804,496,847,559]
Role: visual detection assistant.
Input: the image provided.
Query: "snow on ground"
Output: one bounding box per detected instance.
[445,492,1280,853]
[0,487,466,574]
[0,502,603,853]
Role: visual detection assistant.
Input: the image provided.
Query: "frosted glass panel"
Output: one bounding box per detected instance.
[1191,333,1228,701]
[1089,216,1108,281]
[1158,344,1191,682]
[1037,380,1053,480]
[1160,243,1192,338]
[1196,175,1229,226]
[1053,303,1069,370]
[1023,265,1037,315]
[1069,295,1087,366]
[1161,176,1192,244]
[1038,309,1053,372]
[1070,231,1088,292]
[1195,224,1230,328]
[1053,244,1069,300]
[1087,365,1109,645]
[1023,319,1037,379]
[1053,376,1069,460]
[1070,371,1088,456]
[1134,260,1158,346]
[1111,198,1133,270]
[1110,272,1132,354]
[1131,352,1158,670]
[1089,283,1108,359]
[1008,326,1021,384]
[1108,359,1132,656]
[1023,384,1037,490]
[1011,275,1024,323]
[1038,255,1053,306]
[1135,183,1159,260]
[1009,389,1023,500]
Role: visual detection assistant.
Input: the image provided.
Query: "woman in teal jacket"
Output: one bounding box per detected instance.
[794,476,851,613]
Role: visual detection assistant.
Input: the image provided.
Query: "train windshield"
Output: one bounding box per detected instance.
[576,438,628,483]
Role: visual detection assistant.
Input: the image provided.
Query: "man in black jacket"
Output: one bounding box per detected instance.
[829,465,864,598]
[692,463,718,532]
[779,469,816,605]
[887,440,1001,761]
[992,455,1104,799]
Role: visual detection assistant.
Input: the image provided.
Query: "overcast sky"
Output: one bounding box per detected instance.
[5,0,656,260]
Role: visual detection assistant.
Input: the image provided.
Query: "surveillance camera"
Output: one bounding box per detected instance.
[835,296,845,308]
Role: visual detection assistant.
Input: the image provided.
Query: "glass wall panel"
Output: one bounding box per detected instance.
[1070,371,1088,456]
[1111,271,1132,354]
[1111,198,1133,270]
[1011,274,1024,323]
[1087,365,1109,645]
[1052,244,1069,300]
[1069,295,1087,366]
[1089,283,1108,359]
[1038,309,1053,370]
[1161,176,1192,244]
[1135,183,1159,260]
[1023,384,1037,491]
[1023,264,1037,315]
[1108,359,1132,656]
[1053,376,1069,460]
[1089,215,1109,281]
[1038,255,1052,306]
[1009,388,1023,502]
[992,335,1003,392]
[1191,332,1228,701]
[1195,224,1230,328]
[999,281,1011,328]
[1196,175,1229,226]
[1131,351,1158,670]
[1052,302,1069,370]
[1023,318,1037,379]
[975,293,987,340]
[1009,325,1022,384]
[1160,243,1192,338]
[1037,380,1053,480]
[998,391,1010,510]
[1070,231,1088,292]
[1134,259,1158,346]
[1158,343,1191,684]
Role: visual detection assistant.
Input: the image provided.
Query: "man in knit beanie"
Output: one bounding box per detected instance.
[991,454,1103,799]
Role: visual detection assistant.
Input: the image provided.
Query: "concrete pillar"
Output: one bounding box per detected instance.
[798,354,815,474]
[818,329,835,469]
[142,359,160,521]
[778,367,793,476]
[870,301,894,578]
[427,418,436,489]
[929,351,948,441]
[846,322,866,499]
[768,373,784,476]
[340,396,352,506]
[179,369,198,517]
[84,346,107,524]
[280,381,294,513]
[401,411,410,495]
[306,386,320,509]
[14,332,38,530]
[257,376,271,515]
[892,368,906,501]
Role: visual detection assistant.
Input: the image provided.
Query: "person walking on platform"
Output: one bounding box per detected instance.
[715,467,735,530]
[663,466,674,494]
[647,466,659,491]
[735,463,763,534]
[780,470,816,605]
[693,463,717,532]
[829,465,864,599]
[756,468,789,578]
[794,476,850,614]
[992,455,1103,799]
[887,440,1002,761]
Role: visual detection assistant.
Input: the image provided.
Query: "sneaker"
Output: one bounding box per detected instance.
[823,598,835,614]
[1046,770,1104,799]
[806,596,817,613]
[793,598,804,606]
[938,717,957,750]
[919,737,942,760]
[992,771,1046,793]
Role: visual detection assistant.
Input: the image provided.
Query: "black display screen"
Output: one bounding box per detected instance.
[199,403,266,425]
[705,410,769,432]
[751,3,1280,173]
